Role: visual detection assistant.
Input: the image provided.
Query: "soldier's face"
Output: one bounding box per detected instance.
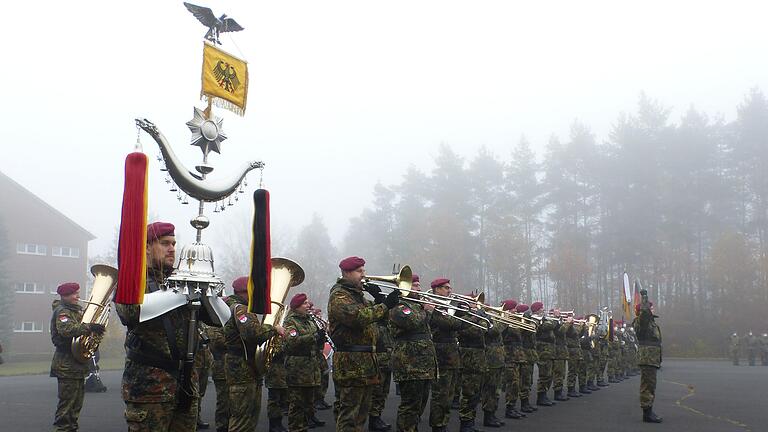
[433,284,451,297]
[147,236,176,269]
[296,299,311,314]
[62,289,80,304]
[343,267,365,287]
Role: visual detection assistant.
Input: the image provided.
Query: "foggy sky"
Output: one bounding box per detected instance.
[2,1,766,257]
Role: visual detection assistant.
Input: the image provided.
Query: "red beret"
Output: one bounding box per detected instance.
[431,278,450,289]
[339,256,365,271]
[575,315,584,320]
[412,274,420,283]
[57,282,80,296]
[232,276,249,294]
[501,299,518,311]
[531,301,544,312]
[290,293,307,309]
[147,221,175,242]
[515,304,529,313]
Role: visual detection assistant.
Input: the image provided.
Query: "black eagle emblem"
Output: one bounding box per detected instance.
[213,60,240,93]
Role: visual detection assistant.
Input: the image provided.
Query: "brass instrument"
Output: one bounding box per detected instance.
[72,264,118,363]
[254,257,305,375]
[363,265,413,295]
[480,305,538,332]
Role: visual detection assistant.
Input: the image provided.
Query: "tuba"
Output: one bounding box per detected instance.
[253,257,305,375]
[72,264,118,363]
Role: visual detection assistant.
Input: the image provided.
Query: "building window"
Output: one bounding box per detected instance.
[14,282,46,294]
[16,243,47,256]
[13,321,44,333]
[52,246,80,258]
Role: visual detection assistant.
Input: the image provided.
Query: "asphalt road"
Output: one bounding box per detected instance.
[0,359,764,432]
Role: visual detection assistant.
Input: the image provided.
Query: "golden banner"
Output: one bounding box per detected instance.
[201,42,249,116]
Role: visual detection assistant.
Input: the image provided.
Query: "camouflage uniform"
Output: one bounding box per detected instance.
[577,326,593,392]
[116,270,202,432]
[535,319,556,397]
[729,334,740,365]
[552,322,569,397]
[457,313,487,424]
[224,294,278,432]
[519,326,538,406]
[50,300,90,432]
[428,304,466,429]
[315,350,331,405]
[761,334,768,366]
[501,326,526,414]
[197,333,214,426]
[588,336,601,387]
[389,298,437,432]
[328,278,389,432]
[283,310,322,432]
[370,321,393,420]
[266,333,289,426]
[481,322,505,416]
[632,307,662,410]
[746,334,758,366]
[597,338,609,384]
[565,323,583,394]
[207,324,230,432]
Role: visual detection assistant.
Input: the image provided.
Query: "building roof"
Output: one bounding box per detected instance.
[0,170,96,240]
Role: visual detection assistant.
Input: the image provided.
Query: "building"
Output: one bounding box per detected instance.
[0,170,94,359]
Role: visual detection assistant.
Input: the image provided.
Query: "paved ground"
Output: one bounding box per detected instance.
[0,359,764,431]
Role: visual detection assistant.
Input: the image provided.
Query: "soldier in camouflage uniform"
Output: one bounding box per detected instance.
[266,326,289,432]
[729,333,740,365]
[587,327,602,390]
[576,319,595,394]
[116,222,206,432]
[760,333,768,366]
[516,304,538,414]
[428,278,467,432]
[284,293,325,432]
[389,274,437,432]
[50,282,105,432]
[309,304,332,412]
[531,302,556,407]
[565,317,583,398]
[457,295,490,432]
[328,256,400,432]
[224,276,285,432]
[207,317,230,432]
[745,332,758,366]
[369,320,393,431]
[499,300,526,420]
[480,303,505,428]
[597,334,610,387]
[551,311,569,402]
[633,294,662,423]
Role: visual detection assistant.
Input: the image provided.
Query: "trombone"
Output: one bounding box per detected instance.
[363,266,492,330]
[479,305,538,332]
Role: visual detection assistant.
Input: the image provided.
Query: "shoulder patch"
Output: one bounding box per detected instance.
[289,329,298,337]
[58,314,69,323]
[238,314,248,323]
[402,307,412,315]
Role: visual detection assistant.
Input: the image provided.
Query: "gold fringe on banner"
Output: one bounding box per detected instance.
[200,42,249,116]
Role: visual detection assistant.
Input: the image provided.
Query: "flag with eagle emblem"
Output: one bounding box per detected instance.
[201,42,249,116]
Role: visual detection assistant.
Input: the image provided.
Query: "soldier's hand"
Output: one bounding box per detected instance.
[315,330,327,345]
[424,303,435,312]
[364,283,381,296]
[383,290,400,309]
[88,323,106,336]
[275,325,286,337]
[640,289,648,297]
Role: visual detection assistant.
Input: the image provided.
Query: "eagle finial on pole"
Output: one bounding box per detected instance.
[183,2,244,45]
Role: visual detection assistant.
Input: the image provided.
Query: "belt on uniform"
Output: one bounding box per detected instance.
[211,349,225,361]
[395,333,431,342]
[486,342,503,347]
[504,342,522,347]
[433,337,457,344]
[227,346,246,357]
[335,345,376,353]
[127,349,180,378]
[460,343,485,349]
[287,353,313,358]
[639,341,661,347]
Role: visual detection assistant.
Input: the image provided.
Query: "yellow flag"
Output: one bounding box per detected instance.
[201,43,249,116]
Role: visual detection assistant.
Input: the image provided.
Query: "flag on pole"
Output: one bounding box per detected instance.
[201,42,249,116]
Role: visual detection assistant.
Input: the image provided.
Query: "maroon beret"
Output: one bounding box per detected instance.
[430,278,450,289]
[339,256,365,271]
[232,276,249,294]
[531,301,544,312]
[412,274,420,284]
[57,282,80,296]
[290,293,307,309]
[635,302,652,314]
[575,315,584,320]
[515,304,529,313]
[501,299,518,311]
[147,221,175,242]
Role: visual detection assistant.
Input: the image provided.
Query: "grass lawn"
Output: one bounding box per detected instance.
[0,357,125,377]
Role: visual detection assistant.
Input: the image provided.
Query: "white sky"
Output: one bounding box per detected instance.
[2,1,767,256]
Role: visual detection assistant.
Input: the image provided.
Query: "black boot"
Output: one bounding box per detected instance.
[308,414,325,428]
[268,418,279,432]
[460,419,483,432]
[504,404,523,419]
[369,416,391,432]
[315,399,332,410]
[567,387,581,397]
[536,392,555,406]
[578,385,592,394]
[588,380,600,391]
[608,375,619,383]
[520,398,536,413]
[432,427,446,432]
[642,407,663,423]
[483,411,504,427]
[553,389,569,401]
[597,378,609,386]
[197,417,210,430]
